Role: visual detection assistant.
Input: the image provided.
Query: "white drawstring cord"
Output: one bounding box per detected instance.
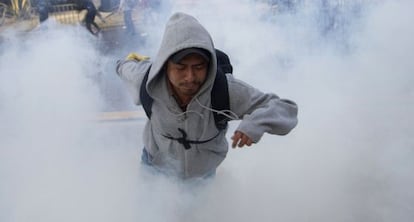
[174,109,205,119]
[171,98,239,121]
[195,98,239,121]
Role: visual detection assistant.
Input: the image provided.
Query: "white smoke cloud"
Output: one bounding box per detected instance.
[1,0,413,222]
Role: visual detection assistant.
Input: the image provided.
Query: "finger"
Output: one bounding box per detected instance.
[237,136,246,147]
[231,131,242,148]
[232,138,241,148]
[231,135,237,148]
[245,138,253,146]
[238,134,253,148]
[243,134,253,147]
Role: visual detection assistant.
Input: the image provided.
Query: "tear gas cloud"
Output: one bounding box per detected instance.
[1,0,413,222]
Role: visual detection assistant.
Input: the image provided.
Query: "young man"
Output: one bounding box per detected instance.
[116,12,298,179]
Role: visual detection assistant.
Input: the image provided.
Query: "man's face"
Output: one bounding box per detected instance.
[167,53,208,97]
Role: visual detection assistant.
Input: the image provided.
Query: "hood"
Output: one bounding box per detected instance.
[146,12,217,98]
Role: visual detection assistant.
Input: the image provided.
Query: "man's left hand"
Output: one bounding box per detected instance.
[231,130,253,148]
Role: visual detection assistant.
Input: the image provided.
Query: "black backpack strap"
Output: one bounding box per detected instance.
[139,67,153,118]
[211,68,230,130]
[216,49,233,74]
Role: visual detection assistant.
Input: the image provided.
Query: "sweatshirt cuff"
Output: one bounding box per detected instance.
[236,119,264,143]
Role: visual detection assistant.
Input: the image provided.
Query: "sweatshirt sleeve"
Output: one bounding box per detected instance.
[227,75,298,142]
[116,59,152,105]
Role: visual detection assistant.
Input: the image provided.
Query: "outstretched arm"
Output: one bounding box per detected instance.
[228,75,298,144]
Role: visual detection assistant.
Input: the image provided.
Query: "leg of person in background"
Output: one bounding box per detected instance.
[123,9,136,35]
[83,0,101,35]
[37,0,49,24]
[91,20,101,34]
[38,7,48,23]
[85,11,100,35]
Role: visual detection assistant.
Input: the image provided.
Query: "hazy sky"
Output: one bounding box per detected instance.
[0,0,413,221]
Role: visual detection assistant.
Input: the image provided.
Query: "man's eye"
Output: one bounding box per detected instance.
[195,65,205,70]
[175,65,186,70]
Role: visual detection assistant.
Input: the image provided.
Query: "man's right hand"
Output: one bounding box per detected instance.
[126,52,150,61]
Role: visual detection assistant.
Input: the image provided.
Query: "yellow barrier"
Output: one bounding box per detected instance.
[95,110,147,122]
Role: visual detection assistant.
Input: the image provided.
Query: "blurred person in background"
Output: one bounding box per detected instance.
[119,0,137,35]
[76,0,104,35]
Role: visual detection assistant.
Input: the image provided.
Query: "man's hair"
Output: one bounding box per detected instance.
[170,48,210,64]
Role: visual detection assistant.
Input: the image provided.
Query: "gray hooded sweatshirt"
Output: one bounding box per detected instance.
[116,12,298,179]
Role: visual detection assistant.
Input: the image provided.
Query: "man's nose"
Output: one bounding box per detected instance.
[184,68,196,81]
